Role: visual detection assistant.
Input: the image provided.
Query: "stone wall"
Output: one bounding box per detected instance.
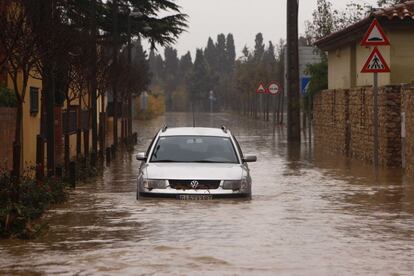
[0,107,16,171]
[402,85,414,176]
[314,86,401,167]
[314,89,349,155]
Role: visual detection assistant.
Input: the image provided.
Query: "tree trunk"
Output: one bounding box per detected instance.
[112,0,119,148]
[90,0,98,165]
[76,95,82,159]
[84,129,90,159]
[64,106,70,174]
[44,64,56,176]
[12,102,23,178]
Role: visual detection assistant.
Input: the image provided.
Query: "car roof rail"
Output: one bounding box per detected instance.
[162,125,168,132]
[221,125,228,133]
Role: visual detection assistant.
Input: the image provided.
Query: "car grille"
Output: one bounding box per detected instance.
[169,180,221,190]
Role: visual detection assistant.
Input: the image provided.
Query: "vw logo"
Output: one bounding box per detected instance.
[190,180,199,189]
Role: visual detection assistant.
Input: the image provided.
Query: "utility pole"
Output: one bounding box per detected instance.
[112,0,119,148]
[286,0,301,142]
[90,0,98,165]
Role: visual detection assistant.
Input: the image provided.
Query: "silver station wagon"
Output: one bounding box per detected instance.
[136,126,256,200]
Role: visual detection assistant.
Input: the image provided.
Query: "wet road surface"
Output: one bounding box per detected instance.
[1,112,414,275]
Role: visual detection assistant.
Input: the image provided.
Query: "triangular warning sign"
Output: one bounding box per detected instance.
[256,82,267,94]
[361,18,390,46]
[361,47,390,73]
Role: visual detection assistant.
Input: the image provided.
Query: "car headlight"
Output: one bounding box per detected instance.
[222,180,242,190]
[143,179,167,189]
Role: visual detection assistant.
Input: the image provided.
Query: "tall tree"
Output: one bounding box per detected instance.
[204,37,217,71]
[163,46,179,110]
[377,0,407,7]
[179,51,193,81]
[216,34,227,75]
[304,0,335,45]
[253,33,265,63]
[187,49,211,111]
[0,0,40,177]
[226,33,236,73]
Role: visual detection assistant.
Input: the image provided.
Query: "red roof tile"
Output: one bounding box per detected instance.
[375,1,414,20]
[315,1,414,50]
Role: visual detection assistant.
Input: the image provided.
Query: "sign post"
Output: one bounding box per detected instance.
[301,76,312,145]
[360,18,391,168]
[268,82,283,134]
[373,72,379,167]
[256,83,266,119]
[256,82,282,131]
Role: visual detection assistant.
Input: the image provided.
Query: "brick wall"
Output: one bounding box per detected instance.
[0,107,16,171]
[314,86,401,167]
[402,85,414,176]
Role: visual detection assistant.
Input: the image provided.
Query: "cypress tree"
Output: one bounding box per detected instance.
[226,33,236,73]
[187,49,211,111]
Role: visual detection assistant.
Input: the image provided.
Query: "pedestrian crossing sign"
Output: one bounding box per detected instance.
[361,47,390,73]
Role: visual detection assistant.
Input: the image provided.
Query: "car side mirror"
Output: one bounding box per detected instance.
[136,152,147,161]
[243,154,257,163]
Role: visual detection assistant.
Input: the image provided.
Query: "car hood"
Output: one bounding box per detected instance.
[145,163,243,180]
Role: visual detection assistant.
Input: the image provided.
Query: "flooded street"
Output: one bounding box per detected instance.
[1,112,414,275]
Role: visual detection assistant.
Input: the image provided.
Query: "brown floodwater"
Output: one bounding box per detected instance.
[1,112,414,275]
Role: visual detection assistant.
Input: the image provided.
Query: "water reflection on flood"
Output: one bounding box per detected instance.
[1,112,414,275]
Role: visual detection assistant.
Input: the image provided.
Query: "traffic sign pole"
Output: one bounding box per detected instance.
[308,93,312,146]
[360,18,390,169]
[273,96,277,135]
[373,72,379,168]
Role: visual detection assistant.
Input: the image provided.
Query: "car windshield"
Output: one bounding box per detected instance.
[150,136,239,164]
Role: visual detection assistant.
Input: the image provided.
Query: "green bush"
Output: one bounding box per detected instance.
[0,86,17,107]
[0,171,68,239]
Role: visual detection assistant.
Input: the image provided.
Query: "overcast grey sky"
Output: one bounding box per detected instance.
[147,0,378,58]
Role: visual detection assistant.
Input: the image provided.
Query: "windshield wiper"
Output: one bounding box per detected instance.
[151,160,177,163]
[192,160,233,164]
[151,160,235,164]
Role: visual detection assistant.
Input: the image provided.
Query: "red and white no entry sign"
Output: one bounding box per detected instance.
[268,81,282,95]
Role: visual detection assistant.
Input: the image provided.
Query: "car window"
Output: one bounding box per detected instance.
[150,136,239,164]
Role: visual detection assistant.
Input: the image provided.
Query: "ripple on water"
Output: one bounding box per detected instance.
[1,113,414,275]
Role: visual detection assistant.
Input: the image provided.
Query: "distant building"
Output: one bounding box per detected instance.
[298,47,322,77]
[315,1,414,89]
[284,46,322,95]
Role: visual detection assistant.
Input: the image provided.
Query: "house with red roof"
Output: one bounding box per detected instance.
[315,1,414,89]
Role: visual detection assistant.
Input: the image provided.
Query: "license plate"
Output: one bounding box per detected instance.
[178,195,213,201]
